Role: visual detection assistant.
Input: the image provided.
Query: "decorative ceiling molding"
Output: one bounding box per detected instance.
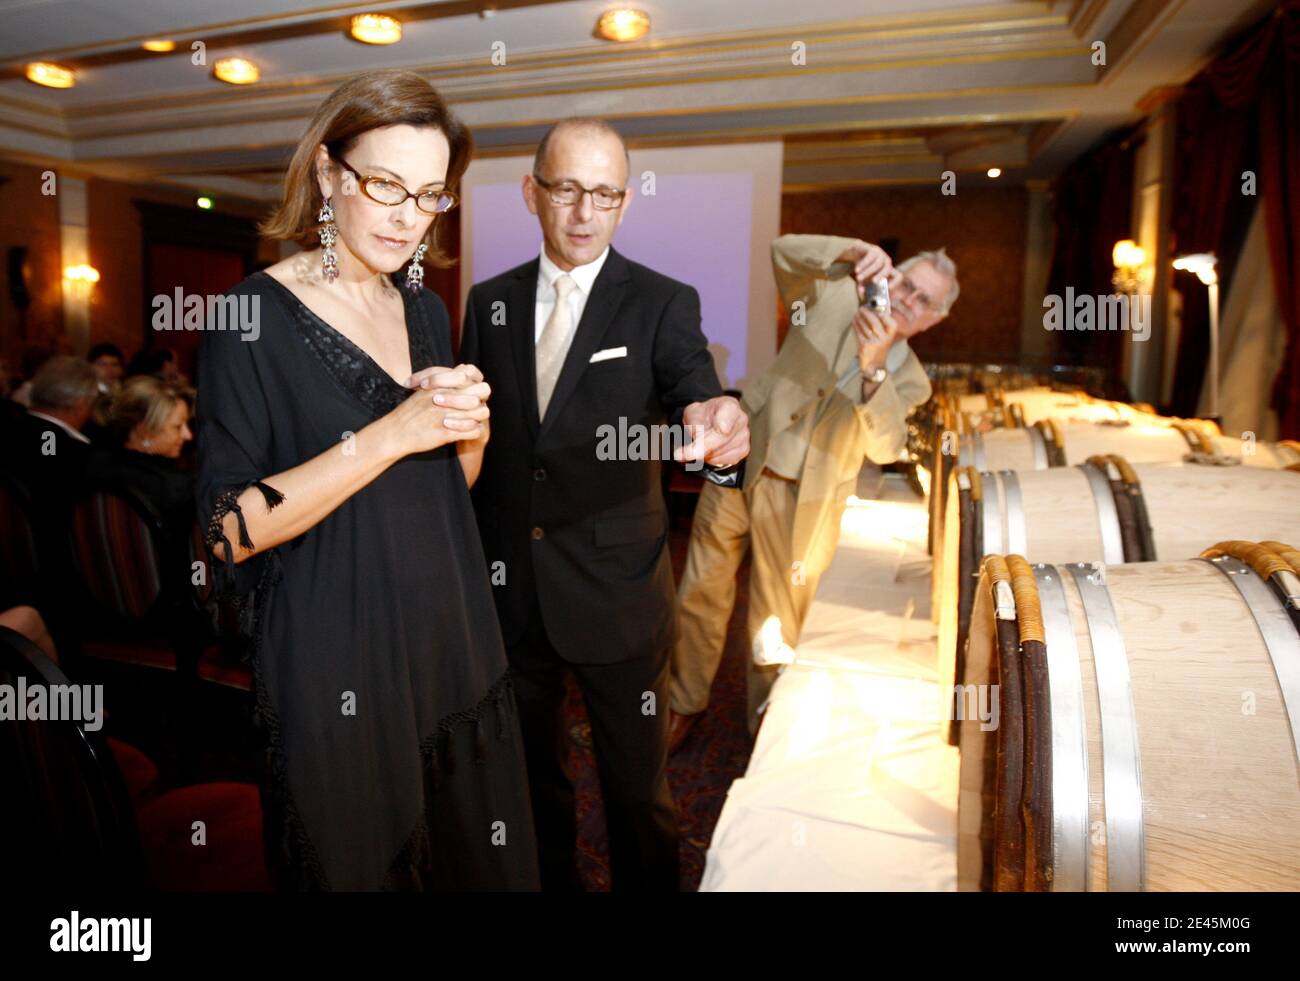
[0,0,1276,198]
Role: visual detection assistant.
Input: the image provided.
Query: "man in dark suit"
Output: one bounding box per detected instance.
[0,356,97,616]
[2,355,97,510]
[454,117,749,890]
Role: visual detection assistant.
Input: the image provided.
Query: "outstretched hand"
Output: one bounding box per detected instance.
[677,396,750,470]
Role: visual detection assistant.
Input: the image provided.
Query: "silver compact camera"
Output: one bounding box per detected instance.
[864,276,891,317]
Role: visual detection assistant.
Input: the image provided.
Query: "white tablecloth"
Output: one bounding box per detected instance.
[700,471,959,891]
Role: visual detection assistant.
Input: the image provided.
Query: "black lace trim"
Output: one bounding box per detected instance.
[258,272,436,418]
[381,671,516,891]
[201,480,330,889]
[204,480,285,640]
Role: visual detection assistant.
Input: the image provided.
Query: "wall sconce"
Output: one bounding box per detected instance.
[63,263,100,284]
[63,263,100,303]
[1111,239,1146,293]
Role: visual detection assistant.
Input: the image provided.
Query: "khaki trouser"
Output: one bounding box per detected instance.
[671,475,843,733]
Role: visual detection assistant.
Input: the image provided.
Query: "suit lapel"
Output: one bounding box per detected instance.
[507,259,540,441]
[538,248,630,436]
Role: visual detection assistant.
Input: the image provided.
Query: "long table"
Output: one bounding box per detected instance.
[700,469,959,891]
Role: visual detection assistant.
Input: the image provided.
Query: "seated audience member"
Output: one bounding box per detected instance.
[88,343,126,394]
[90,375,196,537]
[0,605,58,663]
[126,346,184,384]
[2,355,98,512]
[84,343,127,445]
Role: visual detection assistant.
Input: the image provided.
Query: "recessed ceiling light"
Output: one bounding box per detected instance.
[350,13,402,44]
[596,8,650,42]
[987,167,1002,178]
[25,62,76,88]
[213,57,260,85]
[141,39,177,52]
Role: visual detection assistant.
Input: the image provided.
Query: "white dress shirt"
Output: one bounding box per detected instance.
[534,244,610,343]
[28,410,91,445]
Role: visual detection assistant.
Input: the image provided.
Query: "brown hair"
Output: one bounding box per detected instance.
[106,375,193,447]
[260,70,473,268]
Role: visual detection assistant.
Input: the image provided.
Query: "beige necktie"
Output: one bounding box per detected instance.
[535,273,579,419]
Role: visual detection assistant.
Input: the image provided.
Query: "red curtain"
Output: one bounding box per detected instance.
[1044,130,1137,397]
[1169,2,1300,435]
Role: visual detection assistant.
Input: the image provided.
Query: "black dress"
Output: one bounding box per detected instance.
[88,447,195,531]
[195,271,540,891]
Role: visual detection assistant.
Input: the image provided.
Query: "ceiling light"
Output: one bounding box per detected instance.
[141,39,177,52]
[25,62,76,89]
[213,57,260,85]
[350,13,402,44]
[196,196,214,210]
[596,8,650,42]
[986,167,1002,178]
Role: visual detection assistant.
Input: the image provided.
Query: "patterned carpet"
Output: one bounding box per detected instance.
[567,502,755,892]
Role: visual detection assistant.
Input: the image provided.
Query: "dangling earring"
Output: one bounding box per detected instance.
[405,243,428,293]
[318,197,338,284]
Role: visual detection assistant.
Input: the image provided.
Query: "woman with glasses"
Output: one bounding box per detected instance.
[196,70,540,890]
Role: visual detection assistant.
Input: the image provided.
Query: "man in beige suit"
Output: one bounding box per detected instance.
[669,233,958,741]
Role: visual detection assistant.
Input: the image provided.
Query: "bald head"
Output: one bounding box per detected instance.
[532,117,629,181]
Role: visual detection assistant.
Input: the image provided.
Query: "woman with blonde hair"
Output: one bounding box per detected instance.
[196,70,539,890]
[91,374,196,532]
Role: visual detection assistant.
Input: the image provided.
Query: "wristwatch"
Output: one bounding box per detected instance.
[864,366,888,385]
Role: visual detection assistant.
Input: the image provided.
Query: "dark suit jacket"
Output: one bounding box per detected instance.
[88,447,197,540]
[0,412,92,518]
[461,246,722,664]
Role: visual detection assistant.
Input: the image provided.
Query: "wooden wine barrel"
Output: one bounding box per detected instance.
[957,542,1300,891]
[937,458,1300,741]
[928,420,1212,619]
[954,419,1224,471]
[1210,436,1300,467]
[928,418,1261,577]
[997,389,1153,427]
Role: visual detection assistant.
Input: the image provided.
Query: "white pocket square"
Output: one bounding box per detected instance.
[589,346,627,363]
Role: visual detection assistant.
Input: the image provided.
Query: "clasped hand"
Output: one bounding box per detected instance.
[383,364,491,455]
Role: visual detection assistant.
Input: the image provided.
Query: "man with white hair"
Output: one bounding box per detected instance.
[669,234,958,743]
[3,354,98,509]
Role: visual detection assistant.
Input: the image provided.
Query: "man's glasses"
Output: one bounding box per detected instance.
[532,174,627,210]
[897,275,942,316]
[333,156,458,214]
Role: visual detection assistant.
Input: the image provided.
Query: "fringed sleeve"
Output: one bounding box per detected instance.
[194,313,285,636]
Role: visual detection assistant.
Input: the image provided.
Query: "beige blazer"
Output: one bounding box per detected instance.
[742,234,932,564]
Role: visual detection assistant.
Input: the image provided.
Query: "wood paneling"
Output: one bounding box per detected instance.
[780,184,1029,363]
